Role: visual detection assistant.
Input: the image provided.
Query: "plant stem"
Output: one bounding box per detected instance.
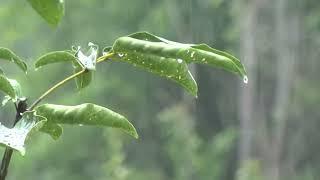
[0,148,13,180]
[0,52,114,180]
[28,69,86,111]
[28,52,114,111]
[0,101,26,180]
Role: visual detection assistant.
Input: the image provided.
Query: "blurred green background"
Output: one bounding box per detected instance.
[0,0,319,179]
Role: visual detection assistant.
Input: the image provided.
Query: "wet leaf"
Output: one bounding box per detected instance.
[35,103,138,139]
[27,0,65,26]
[0,47,27,72]
[0,75,16,100]
[75,42,98,70]
[34,51,76,69]
[107,51,198,96]
[0,111,46,156]
[112,32,247,82]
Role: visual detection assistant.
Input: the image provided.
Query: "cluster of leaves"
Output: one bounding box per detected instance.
[0,0,247,157]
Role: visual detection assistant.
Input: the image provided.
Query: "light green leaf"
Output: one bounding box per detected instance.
[112,32,247,82]
[107,50,198,96]
[1,78,23,105]
[0,75,16,100]
[0,111,46,156]
[0,47,27,72]
[34,51,76,69]
[27,0,65,26]
[35,103,138,139]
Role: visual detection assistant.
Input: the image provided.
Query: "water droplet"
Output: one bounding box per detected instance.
[167,75,172,78]
[178,76,182,80]
[118,53,124,57]
[102,52,107,56]
[35,68,39,71]
[201,58,206,62]
[243,76,248,84]
[79,124,83,127]
[142,61,145,64]
[177,59,183,63]
[191,52,195,58]
[88,42,95,46]
[160,70,164,74]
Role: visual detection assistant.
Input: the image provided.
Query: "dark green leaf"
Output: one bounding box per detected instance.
[35,103,138,139]
[34,51,76,69]
[0,74,16,100]
[0,47,27,72]
[0,111,46,156]
[27,0,65,26]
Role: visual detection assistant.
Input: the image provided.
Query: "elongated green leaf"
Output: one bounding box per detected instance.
[107,51,198,96]
[0,74,16,100]
[1,78,23,106]
[112,32,247,81]
[34,51,76,69]
[27,0,64,26]
[33,49,93,90]
[39,122,62,140]
[0,111,46,156]
[35,103,138,138]
[0,47,27,72]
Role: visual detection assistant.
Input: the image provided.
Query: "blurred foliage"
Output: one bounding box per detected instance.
[0,0,319,180]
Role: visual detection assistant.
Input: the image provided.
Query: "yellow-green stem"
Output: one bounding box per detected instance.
[28,52,114,111]
[28,69,86,110]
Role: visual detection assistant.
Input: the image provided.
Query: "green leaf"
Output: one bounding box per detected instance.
[0,111,46,156]
[190,44,247,79]
[0,74,16,100]
[1,77,23,105]
[27,0,65,26]
[112,32,247,82]
[35,103,138,139]
[73,61,92,90]
[39,122,62,140]
[0,47,27,72]
[34,51,76,69]
[107,50,198,96]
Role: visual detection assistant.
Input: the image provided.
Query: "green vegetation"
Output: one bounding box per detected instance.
[0,1,246,179]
